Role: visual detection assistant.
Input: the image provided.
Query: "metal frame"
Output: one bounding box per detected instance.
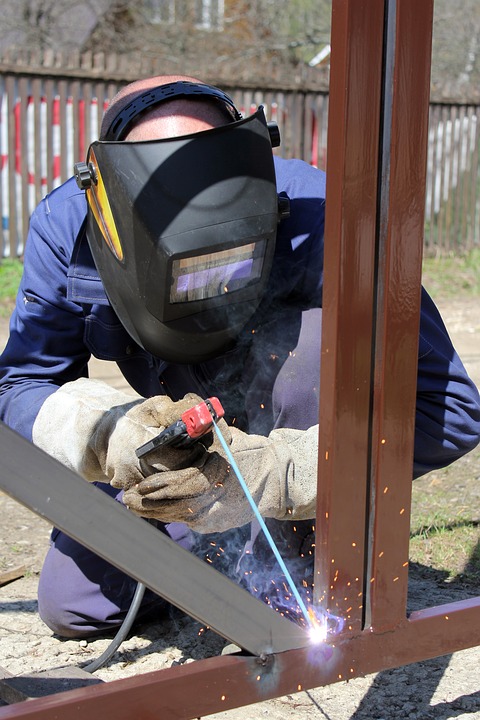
[1,1,479,718]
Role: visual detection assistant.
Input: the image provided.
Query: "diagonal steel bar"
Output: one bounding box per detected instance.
[0,421,309,656]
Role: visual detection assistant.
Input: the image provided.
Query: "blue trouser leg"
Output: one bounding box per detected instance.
[242,306,322,434]
[199,308,321,596]
[242,307,321,583]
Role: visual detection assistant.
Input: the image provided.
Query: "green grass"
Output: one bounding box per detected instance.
[422,248,480,301]
[409,523,480,584]
[410,453,480,586]
[0,258,23,316]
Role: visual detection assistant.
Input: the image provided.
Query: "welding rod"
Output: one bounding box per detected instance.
[212,420,314,630]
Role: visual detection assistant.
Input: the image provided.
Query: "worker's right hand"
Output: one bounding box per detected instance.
[123,422,319,533]
[32,379,207,489]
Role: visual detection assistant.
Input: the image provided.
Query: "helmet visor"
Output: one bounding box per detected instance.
[171,240,266,303]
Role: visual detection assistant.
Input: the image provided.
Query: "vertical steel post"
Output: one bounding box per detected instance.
[314,0,385,630]
[315,0,435,636]
[366,0,434,631]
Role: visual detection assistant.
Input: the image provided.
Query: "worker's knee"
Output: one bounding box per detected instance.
[37,528,164,638]
[272,308,322,430]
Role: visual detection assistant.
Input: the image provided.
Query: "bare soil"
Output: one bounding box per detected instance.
[0,296,479,719]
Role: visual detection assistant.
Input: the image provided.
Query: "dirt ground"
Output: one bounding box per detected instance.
[0,296,479,719]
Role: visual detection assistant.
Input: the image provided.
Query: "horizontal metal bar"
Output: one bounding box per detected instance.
[0,421,309,656]
[1,599,479,720]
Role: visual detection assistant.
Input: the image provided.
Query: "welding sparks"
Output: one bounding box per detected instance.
[203,422,344,645]
[212,420,315,631]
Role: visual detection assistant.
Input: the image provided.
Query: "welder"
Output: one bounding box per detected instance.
[0,74,479,639]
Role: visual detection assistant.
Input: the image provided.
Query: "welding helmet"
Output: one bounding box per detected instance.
[74,81,289,364]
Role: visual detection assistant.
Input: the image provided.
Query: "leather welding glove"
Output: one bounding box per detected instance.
[123,422,318,533]
[32,378,207,490]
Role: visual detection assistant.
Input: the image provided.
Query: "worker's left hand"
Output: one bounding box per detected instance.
[123,422,319,533]
[32,379,208,489]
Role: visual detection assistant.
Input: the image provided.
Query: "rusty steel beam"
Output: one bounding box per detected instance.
[0,422,309,657]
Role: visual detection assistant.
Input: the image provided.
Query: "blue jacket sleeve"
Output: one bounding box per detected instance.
[414,287,480,477]
[0,181,90,441]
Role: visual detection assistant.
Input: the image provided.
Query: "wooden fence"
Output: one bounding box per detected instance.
[0,70,478,258]
[425,104,479,254]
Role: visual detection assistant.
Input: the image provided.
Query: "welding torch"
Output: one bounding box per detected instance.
[135,397,225,458]
[134,395,320,632]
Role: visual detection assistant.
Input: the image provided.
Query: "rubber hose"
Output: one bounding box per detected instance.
[83,581,146,673]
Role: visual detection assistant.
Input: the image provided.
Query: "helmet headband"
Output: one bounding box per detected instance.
[103,80,242,141]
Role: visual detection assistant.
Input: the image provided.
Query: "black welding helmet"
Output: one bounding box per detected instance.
[74,82,288,363]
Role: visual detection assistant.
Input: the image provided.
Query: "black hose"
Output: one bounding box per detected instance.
[83,580,146,673]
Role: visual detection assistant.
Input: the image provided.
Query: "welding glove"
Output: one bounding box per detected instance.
[123,422,318,533]
[32,378,206,490]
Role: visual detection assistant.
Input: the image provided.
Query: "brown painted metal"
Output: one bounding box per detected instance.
[0,666,103,705]
[366,0,434,632]
[1,1,479,719]
[314,0,385,630]
[0,597,479,720]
